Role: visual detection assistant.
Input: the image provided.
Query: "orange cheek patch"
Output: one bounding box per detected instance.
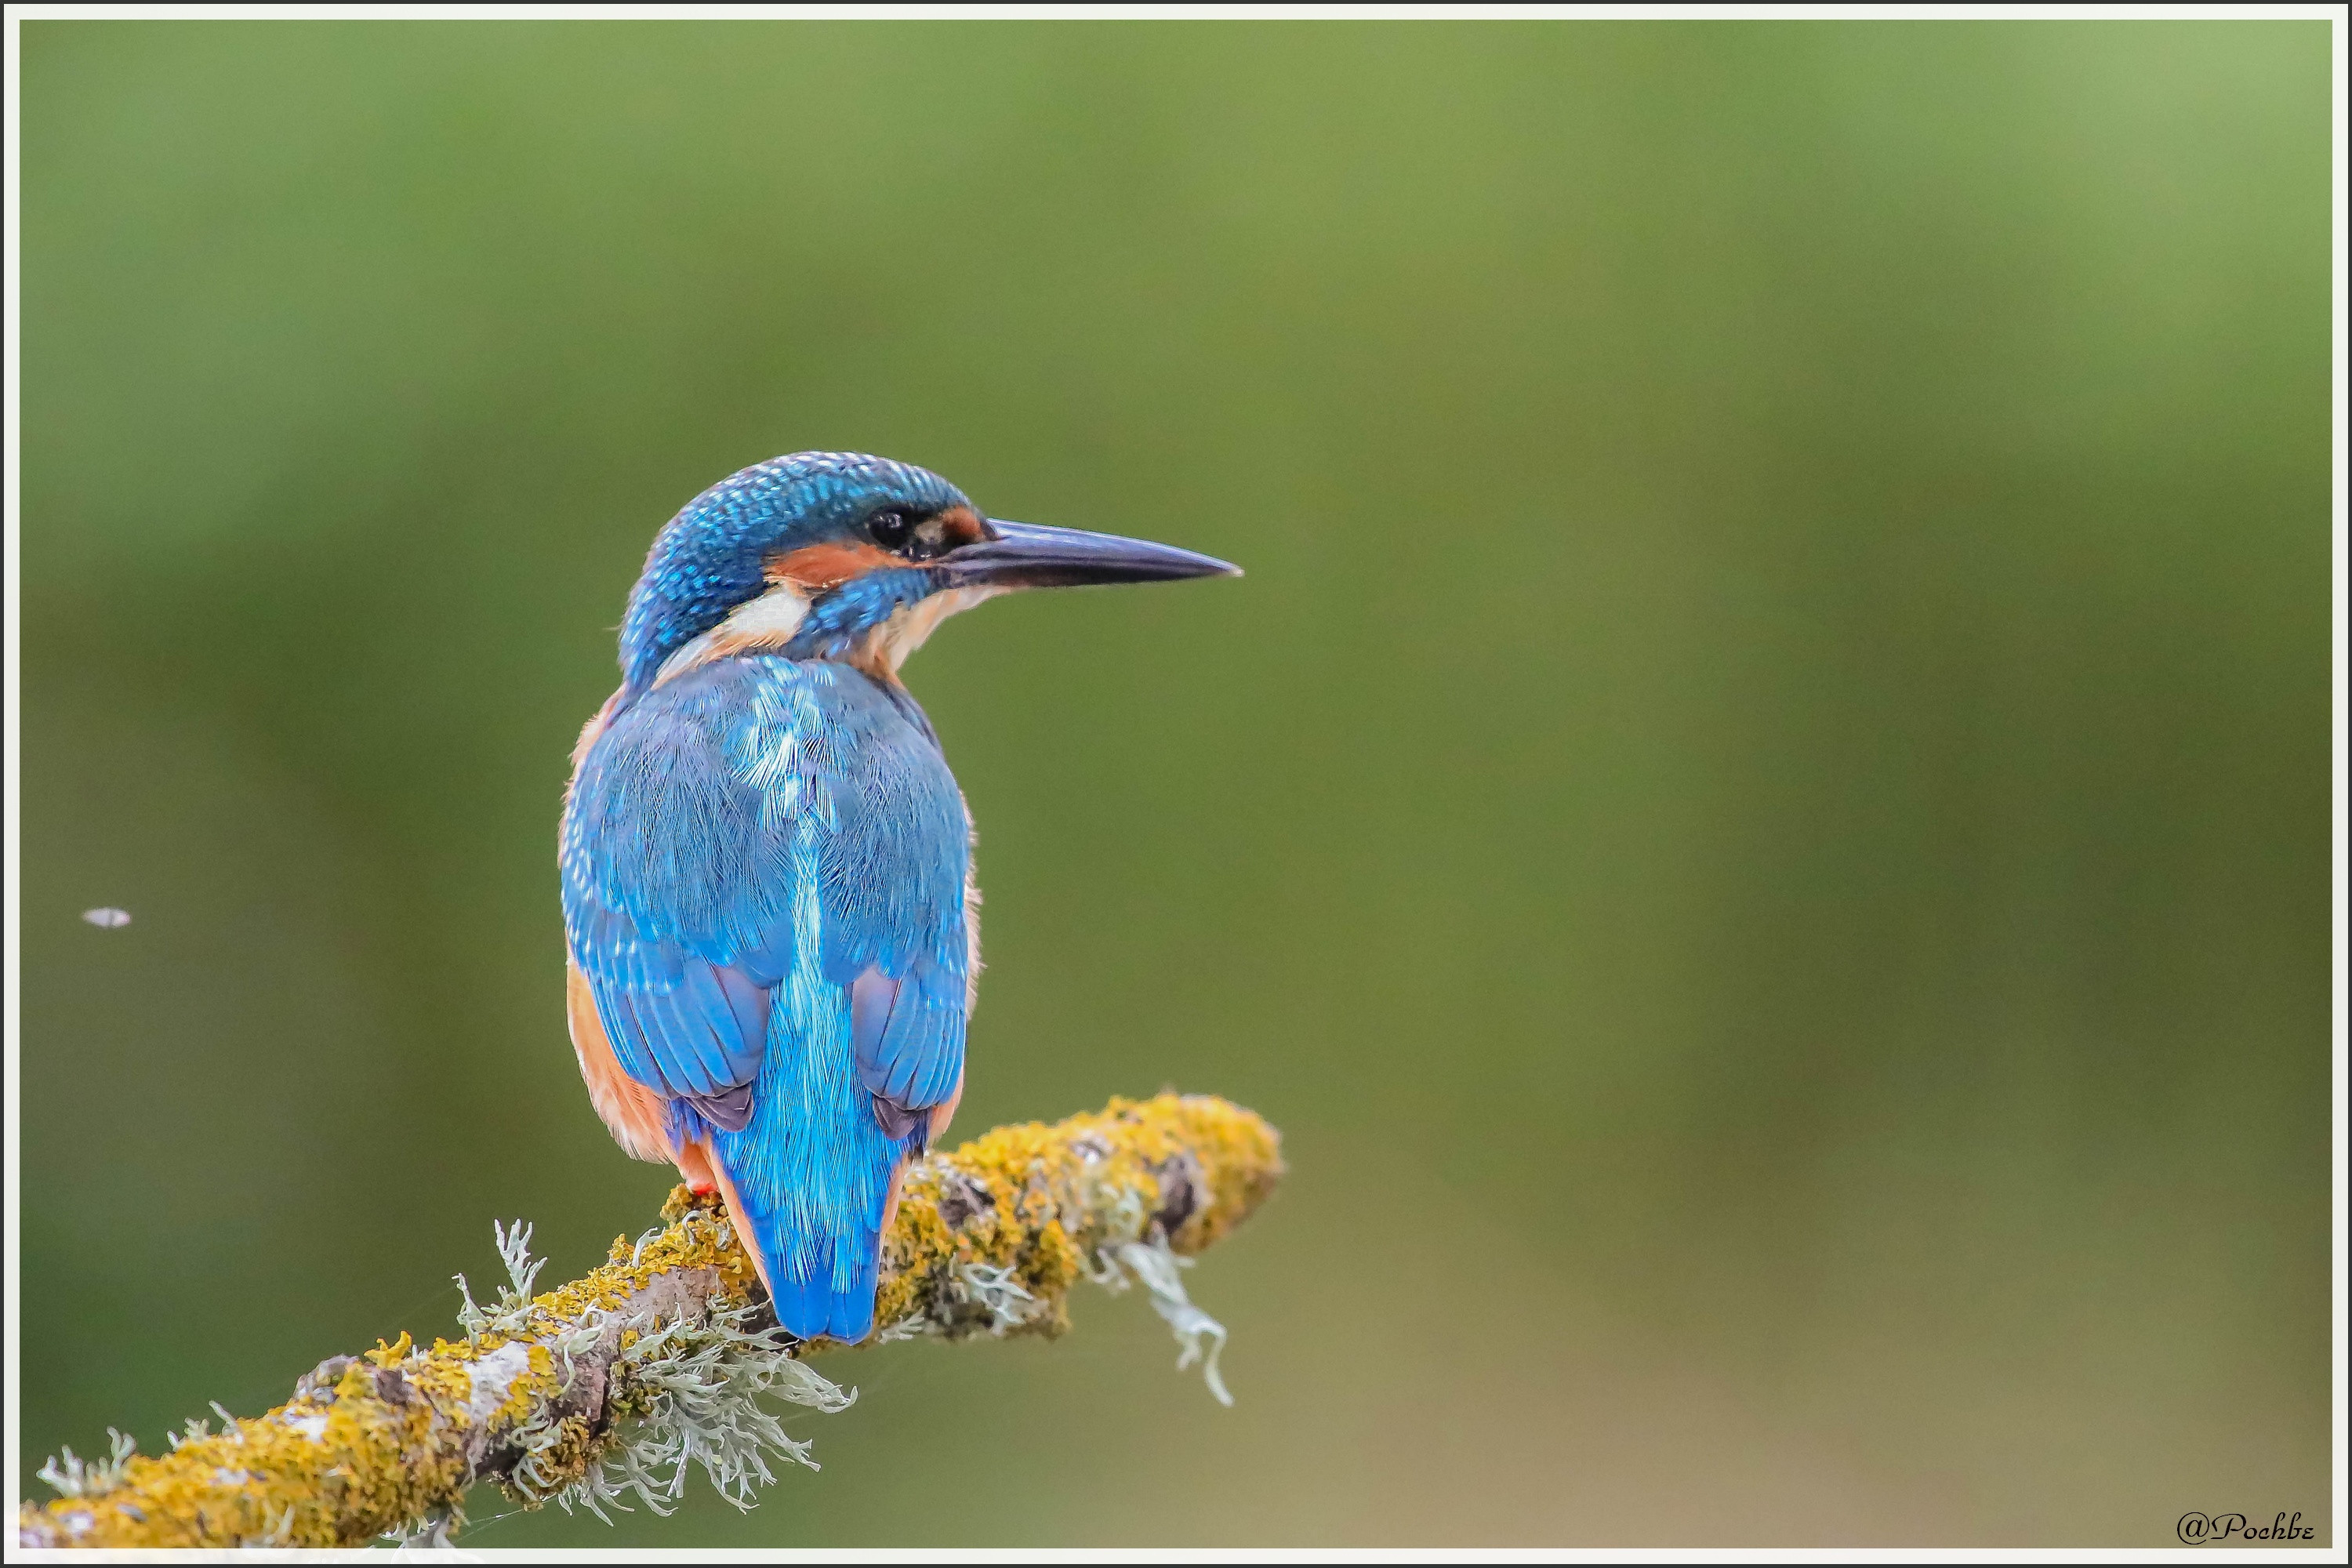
[769,540,902,591]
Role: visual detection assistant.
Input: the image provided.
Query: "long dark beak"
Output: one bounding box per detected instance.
[940,519,1241,590]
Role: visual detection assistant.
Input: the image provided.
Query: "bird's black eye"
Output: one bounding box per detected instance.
[868,509,913,552]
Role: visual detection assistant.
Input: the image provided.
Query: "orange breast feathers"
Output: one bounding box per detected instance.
[566,957,725,1192]
[563,690,710,1186]
[565,958,671,1163]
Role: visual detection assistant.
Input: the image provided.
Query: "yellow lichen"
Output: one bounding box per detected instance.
[16,1093,1282,1550]
[869,1093,1282,1339]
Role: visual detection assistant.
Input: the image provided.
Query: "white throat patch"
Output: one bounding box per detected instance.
[858,586,1001,677]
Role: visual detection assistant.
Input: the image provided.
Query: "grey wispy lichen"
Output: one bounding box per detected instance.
[17,1093,1283,1550]
[32,1432,137,1501]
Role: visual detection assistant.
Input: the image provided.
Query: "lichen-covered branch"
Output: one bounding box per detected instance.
[17,1093,1283,1550]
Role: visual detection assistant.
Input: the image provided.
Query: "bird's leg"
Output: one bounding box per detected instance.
[674,1137,720,1196]
[879,1156,910,1239]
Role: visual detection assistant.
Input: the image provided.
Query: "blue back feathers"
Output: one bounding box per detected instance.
[564,655,971,1339]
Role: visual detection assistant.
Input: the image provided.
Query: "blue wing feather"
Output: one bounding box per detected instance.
[561,654,969,1340]
[847,960,967,1112]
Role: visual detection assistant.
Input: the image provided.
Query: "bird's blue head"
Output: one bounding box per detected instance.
[616,452,1237,696]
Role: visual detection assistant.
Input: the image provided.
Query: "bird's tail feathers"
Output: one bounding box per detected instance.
[701,1138,895,1344]
[767,1235,884,1344]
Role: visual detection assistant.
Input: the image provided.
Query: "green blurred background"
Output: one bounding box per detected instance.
[16,20,2334,1548]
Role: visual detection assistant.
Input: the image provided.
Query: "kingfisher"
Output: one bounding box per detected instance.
[558,452,1237,1343]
